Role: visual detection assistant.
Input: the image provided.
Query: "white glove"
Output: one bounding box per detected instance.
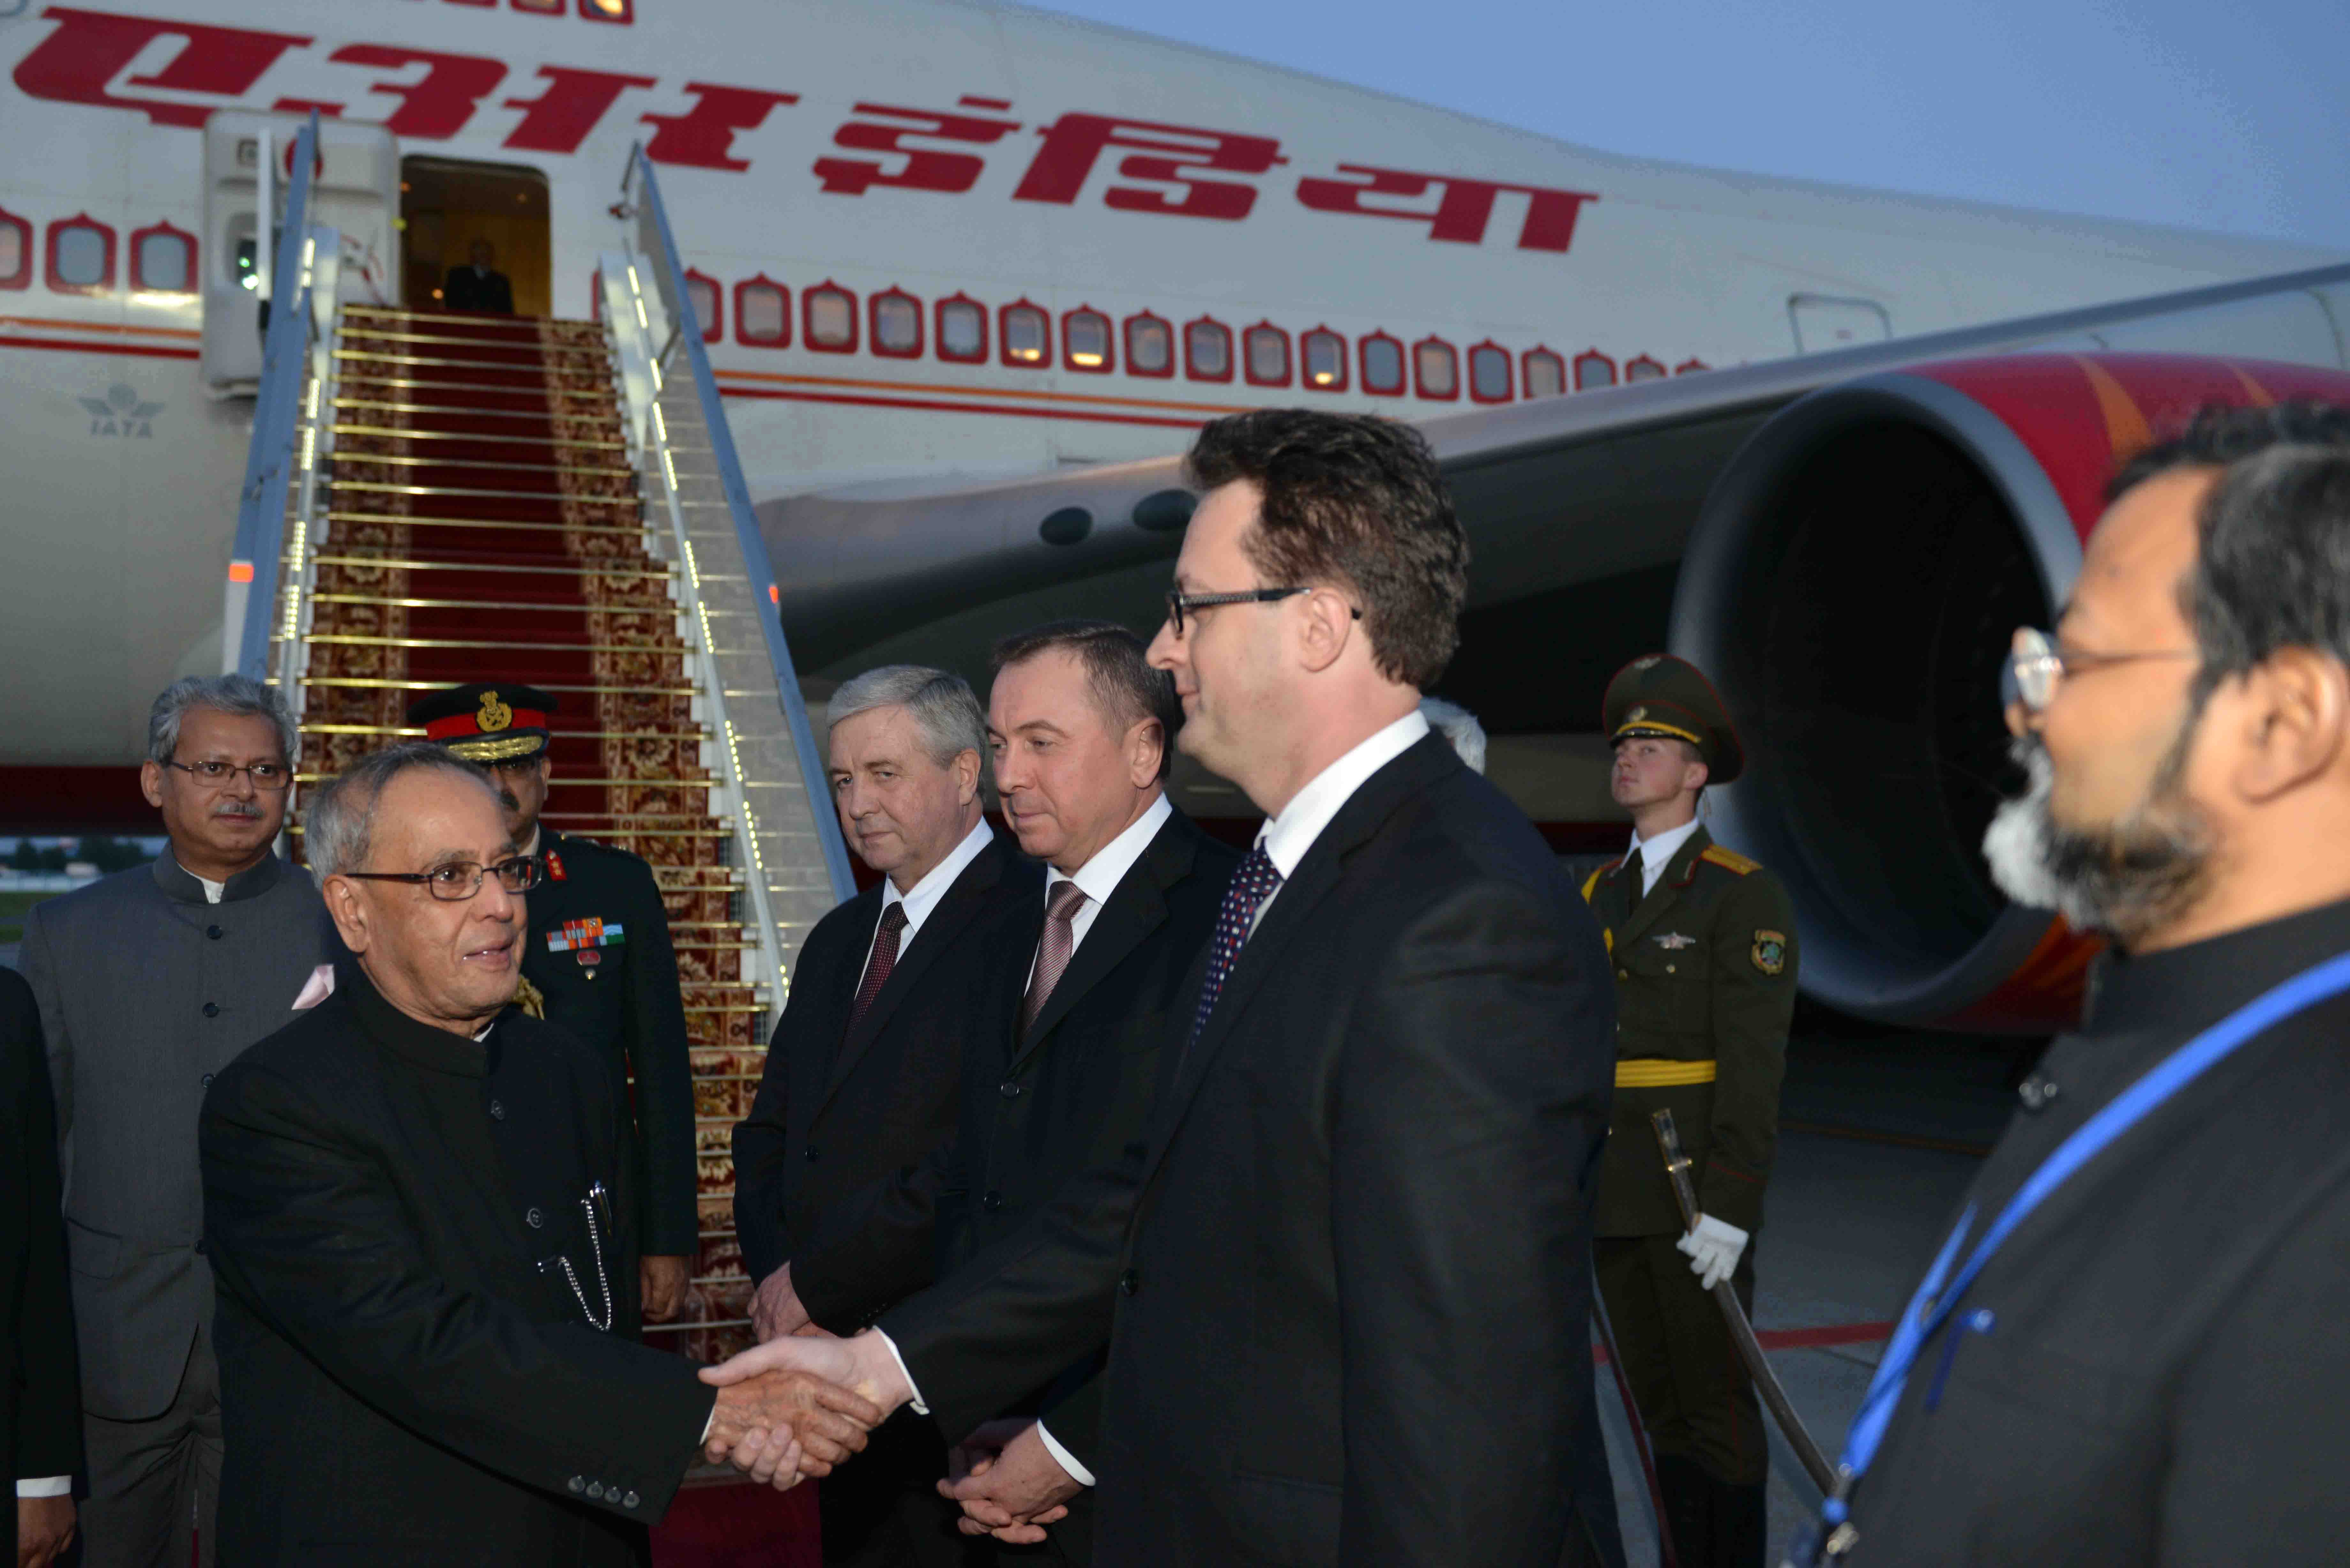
[1677,1214,1749,1291]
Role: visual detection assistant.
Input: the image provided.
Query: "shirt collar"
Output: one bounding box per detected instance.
[1628,816,1703,873]
[153,845,285,906]
[1049,792,1172,906]
[1257,711,1431,880]
[2082,895,2350,1039]
[883,816,994,943]
[341,959,494,1078]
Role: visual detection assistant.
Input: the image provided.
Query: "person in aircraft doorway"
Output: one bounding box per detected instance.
[1581,653,1799,1568]
[444,239,515,314]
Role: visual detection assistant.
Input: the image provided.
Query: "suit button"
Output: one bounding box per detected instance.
[1665,963,1676,974]
[489,1098,505,1120]
[804,1145,821,1163]
[202,1002,220,1018]
[1117,1268,1139,1297]
[980,1191,1003,1213]
[526,1207,544,1228]
[587,1481,605,1500]
[622,1490,640,1509]
[999,1082,1023,1099]
[206,924,224,940]
[1616,969,1628,981]
[568,1476,585,1494]
[2018,1073,2060,1112]
[201,1072,214,1088]
[194,1236,207,1255]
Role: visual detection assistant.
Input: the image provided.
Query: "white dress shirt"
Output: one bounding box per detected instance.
[195,873,225,904]
[1626,815,1702,897]
[861,817,994,972]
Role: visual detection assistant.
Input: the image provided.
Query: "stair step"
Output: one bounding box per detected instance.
[304,676,698,696]
[302,633,691,653]
[334,450,635,481]
[305,553,672,580]
[333,398,622,433]
[325,511,651,541]
[333,424,628,452]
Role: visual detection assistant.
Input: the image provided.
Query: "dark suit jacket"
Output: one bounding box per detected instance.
[883,735,1624,1566]
[444,264,514,313]
[796,806,1236,1461]
[201,963,715,1566]
[525,828,697,1257]
[732,831,1040,1327]
[2,967,81,1487]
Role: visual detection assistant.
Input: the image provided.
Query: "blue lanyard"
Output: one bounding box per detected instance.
[1810,946,2350,1553]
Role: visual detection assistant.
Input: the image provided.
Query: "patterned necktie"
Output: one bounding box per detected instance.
[846,902,908,1039]
[1021,880,1090,1035]
[1188,844,1284,1047]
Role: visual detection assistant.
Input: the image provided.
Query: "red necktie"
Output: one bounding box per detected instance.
[1021,880,1090,1036]
[845,902,908,1038]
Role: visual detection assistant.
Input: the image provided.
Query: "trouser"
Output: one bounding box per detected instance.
[1595,1234,1767,1568]
[79,1323,222,1568]
[820,1410,999,1568]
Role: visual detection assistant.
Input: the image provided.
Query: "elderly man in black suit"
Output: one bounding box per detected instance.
[5,968,81,1568]
[198,744,880,1565]
[769,622,1236,1564]
[707,410,1626,1567]
[732,666,1038,1567]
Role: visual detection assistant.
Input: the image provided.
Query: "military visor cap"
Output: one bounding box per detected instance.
[1602,653,1744,785]
[405,682,558,764]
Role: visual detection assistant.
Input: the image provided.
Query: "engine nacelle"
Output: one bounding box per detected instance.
[1672,352,2350,1029]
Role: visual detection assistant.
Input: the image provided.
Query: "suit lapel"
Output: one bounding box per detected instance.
[1615,825,1710,952]
[820,838,1009,1105]
[1009,814,1195,1075]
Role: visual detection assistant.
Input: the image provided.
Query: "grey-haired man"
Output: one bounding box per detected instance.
[17,675,335,1567]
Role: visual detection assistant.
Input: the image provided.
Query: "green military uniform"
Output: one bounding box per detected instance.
[1583,655,1798,1568]
[406,683,699,1263]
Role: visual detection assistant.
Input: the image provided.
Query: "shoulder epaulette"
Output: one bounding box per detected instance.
[1700,844,1759,876]
[1579,859,1622,903]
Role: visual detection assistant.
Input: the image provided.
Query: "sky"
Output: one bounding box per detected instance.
[1035,0,2350,253]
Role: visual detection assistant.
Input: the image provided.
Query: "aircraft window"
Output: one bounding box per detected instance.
[1064,308,1112,372]
[1125,313,1173,377]
[511,0,563,12]
[1676,358,1709,375]
[1626,355,1667,383]
[47,215,114,294]
[736,278,789,347]
[873,289,923,358]
[130,223,195,294]
[1359,332,1404,396]
[1574,350,1617,390]
[1001,302,1050,367]
[685,269,722,342]
[1301,328,1347,391]
[937,295,988,363]
[807,283,858,352]
[1414,337,1459,400]
[579,0,633,20]
[1244,323,1291,387]
[1523,349,1565,398]
[1468,342,1512,403]
[1185,318,1232,382]
[0,209,30,290]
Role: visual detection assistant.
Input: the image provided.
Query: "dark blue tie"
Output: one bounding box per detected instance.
[1189,844,1283,1047]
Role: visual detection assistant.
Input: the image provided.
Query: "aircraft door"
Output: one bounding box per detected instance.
[200,113,399,393]
[399,158,552,319]
[1789,293,1892,353]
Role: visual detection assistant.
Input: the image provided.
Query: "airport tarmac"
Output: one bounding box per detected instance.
[1595,1025,2037,1565]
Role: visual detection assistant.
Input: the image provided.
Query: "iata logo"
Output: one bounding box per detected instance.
[79,382,163,438]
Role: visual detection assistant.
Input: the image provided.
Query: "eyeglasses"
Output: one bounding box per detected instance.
[342,856,542,901]
[1163,586,1362,638]
[165,758,292,792]
[2005,627,2198,715]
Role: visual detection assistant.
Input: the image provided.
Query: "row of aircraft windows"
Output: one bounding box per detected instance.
[664,272,1710,401]
[0,210,197,297]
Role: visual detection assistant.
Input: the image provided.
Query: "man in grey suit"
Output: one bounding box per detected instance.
[19,675,334,1568]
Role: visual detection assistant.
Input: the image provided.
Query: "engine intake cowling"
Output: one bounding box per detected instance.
[1671,352,2350,1029]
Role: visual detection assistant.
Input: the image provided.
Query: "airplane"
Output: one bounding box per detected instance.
[4,0,2347,1031]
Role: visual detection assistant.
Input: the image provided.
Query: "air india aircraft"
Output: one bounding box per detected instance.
[6,0,2350,1027]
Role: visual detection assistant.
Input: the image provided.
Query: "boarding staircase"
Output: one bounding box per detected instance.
[229,121,852,1361]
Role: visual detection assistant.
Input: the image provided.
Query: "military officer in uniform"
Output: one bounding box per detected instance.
[1581,654,1798,1568]
[407,682,698,1325]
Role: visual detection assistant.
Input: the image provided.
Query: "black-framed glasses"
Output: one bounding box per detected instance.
[2005,627,2198,715]
[343,856,542,901]
[1164,586,1362,637]
[165,758,292,792]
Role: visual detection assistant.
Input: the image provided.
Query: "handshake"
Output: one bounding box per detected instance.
[696,1323,1083,1544]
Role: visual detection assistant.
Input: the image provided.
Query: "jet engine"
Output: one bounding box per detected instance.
[1671,353,2350,1030]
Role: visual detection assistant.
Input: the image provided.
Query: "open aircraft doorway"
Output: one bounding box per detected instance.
[399,157,551,317]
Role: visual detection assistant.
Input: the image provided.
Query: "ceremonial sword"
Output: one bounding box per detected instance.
[1651,1108,1838,1495]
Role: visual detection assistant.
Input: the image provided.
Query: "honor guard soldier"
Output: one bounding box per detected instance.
[1583,654,1798,1568]
[407,682,699,1326]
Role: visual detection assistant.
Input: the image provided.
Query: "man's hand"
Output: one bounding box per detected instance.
[18,1495,77,1568]
[1677,1213,1749,1291]
[641,1255,691,1323]
[699,1330,913,1486]
[940,1421,1081,1544]
[703,1366,886,1491]
[750,1262,812,1341]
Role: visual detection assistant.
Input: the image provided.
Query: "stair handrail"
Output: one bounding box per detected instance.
[224,111,324,682]
[618,147,855,905]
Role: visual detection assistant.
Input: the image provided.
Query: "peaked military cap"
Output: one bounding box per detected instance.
[1601,653,1744,785]
[405,682,557,764]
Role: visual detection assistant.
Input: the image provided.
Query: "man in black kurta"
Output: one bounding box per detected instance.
[1815,402,2350,1563]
